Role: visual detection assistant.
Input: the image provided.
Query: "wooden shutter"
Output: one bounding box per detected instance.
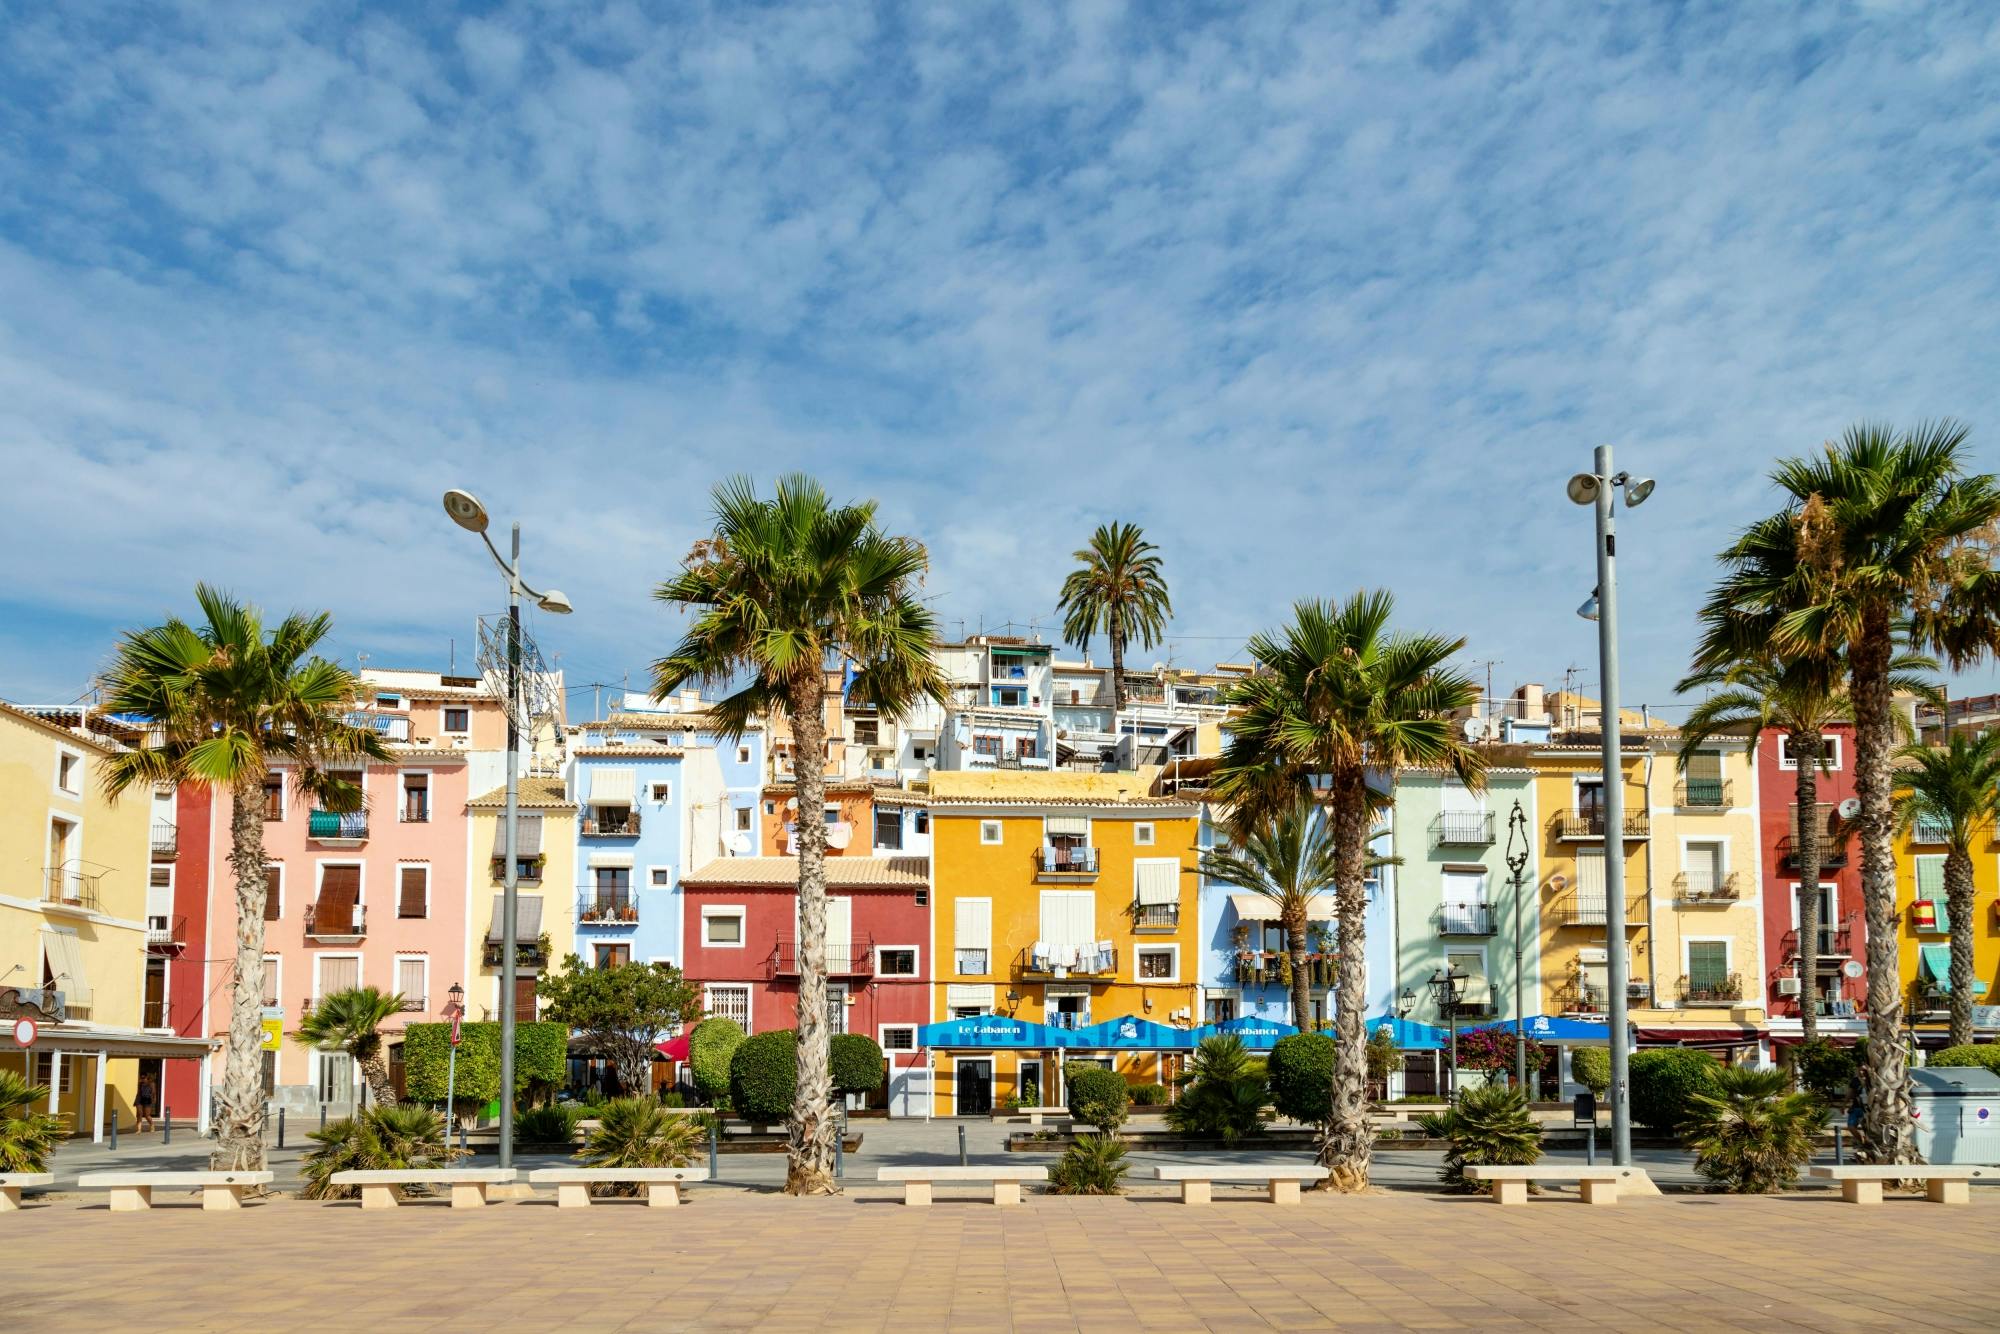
[318,955,359,996]
[514,974,538,1022]
[316,866,360,931]
[826,896,853,965]
[264,866,283,921]
[398,867,428,919]
[396,958,426,1007]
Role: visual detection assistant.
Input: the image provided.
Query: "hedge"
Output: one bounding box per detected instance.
[1065,1066,1129,1132]
[1629,1048,1722,1130]
[1267,1032,1335,1125]
[1570,1047,1611,1097]
[403,1021,568,1107]
[688,1017,745,1105]
[830,1033,885,1095]
[1130,1082,1170,1106]
[1929,1044,2000,1074]
[730,1029,798,1124]
[1793,1039,1859,1102]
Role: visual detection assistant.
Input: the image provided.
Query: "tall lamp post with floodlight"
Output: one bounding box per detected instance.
[1429,963,1467,1100]
[1504,799,1531,1091]
[442,489,571,1171]
[1566,449,1654,1167]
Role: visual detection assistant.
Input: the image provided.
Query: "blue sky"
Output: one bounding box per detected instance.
[4,2,1999,716]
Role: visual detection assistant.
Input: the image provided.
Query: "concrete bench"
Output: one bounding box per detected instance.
[0,1173,54,1210]
[76,1171,273,1212]
[1154,1163,1329,1205]
[527,1167,703,1208]
[1462,1165,1654,1206]
[1809,1165,1997,1205]
[330,1168,517,1209]
[877,1165,1048,1206]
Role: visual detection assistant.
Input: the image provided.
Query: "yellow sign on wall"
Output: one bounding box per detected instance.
[260,1017,283,1052]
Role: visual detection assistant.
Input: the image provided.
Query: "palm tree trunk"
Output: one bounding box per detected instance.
[1285,916,1312,1033]
[1109,606,1127,712]
[1792,736,1822,1047]
[1946,846,1975,1048]
[213,775,270,1171]
[1849,609,1919,1164]
[786,675,839,1195]
[1317,769,1371,1192]
[358,1048,398,1109]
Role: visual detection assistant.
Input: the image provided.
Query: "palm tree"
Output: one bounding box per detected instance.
[1691,421,2000,1164]
[1057,521,1172,710]
[1214,591,1482,1191]
[294,986,406,1109]
[1201,799,1340,1030]
[1893,731,2000,1047]
[0,1069,66,1173]
[652,475,947,1195]
[1676,650,1935,1044]
[99,585,390,1171]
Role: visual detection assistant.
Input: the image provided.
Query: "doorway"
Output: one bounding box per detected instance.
[1017,1059,1043,1108]
[954,1058,993,1115]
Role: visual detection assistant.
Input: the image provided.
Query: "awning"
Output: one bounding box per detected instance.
[656,1032,693,1061]
[501,814,543,857]
[1069,1016,1199,1050]
[1920,945,1952,992]
[16,1023,216,1060]
[39,927,91,1008]
[945,984,995,1010]
[588,768,636,807]
[1490,1014,1618,1045]
[1135,862,1178,906]
[486,893,544,942]
[1193,1015,1298,1049]
[588,851,635,869]
[1635,1025,1763,1047]
[1230,893,1336,922]
[1045,815,1090,837]
[916,1015,1077,1049]
[1362,1015,1447,1051]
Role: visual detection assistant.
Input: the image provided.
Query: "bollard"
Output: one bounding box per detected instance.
[108,1106,118,1150]
[1584,1121,1596,1168]
[279,1107,287,1150]
[1833,1125,1845,1166]
[958,1123,968,1167]
[163,1102,171,1146]
[320,1104,327,1134]
[708,1121,719,1181]
[835,1125,844,1180]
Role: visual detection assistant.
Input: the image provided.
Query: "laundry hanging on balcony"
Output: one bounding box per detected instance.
[1030,939,1115,973]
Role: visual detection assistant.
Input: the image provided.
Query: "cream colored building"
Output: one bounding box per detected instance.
[467,777,579,1023]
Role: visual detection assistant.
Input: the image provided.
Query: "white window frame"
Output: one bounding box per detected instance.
[764,801,777,815]
[879,1023,918,1053]
[260,953,282,1008]
[398,768,432,820]
[312,951,364,1004]
[647,865,674,891]
[1682,936,1733,983]
[1133,822,1156,847]
[737,746,752,765]
[263,770,287,821]
[314,860,367,909]
[441,706,471,735]
[1133,943,1180,983]
[1778,733,1842,770]
[704,982,753,1034]
[980,820,1003,845]
[648,781,673,804]
[1678,837,1729,889]
[394,862,430,919]
[54,745,85,798]
[701,904,747,948]
[264,863,285,920]
[392,954,430,1010]
[734,806,753,832]
[874,945,920,978]
[374,692,404,709]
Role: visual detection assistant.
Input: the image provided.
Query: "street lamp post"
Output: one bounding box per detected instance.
[442,490,571,1171]
[1428,964,1467,1100]
[1504,800,1531,1091]
[1567,448,1654,1167]
[444,982,464,1136]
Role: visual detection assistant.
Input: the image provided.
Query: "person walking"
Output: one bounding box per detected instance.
[134,1073,158,1134]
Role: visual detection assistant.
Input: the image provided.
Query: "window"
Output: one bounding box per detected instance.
[1914,855,1949,932]
[877,947,918,977]
[56,749,82,795]
[649,781,673,803]
[1575,778,1605,820]
[1204,996,1237,1024]
[874,809,903,850]
[262,772,286,821]
[974,734,1002,757]
[595,866,631,912]
[737,746,751,765]
[649,867,674,890]
[395,957,427,1011]
[34,1052,74,1094]
[764,801,776,815]
[314,953,361,1002]
[149,865,172,890]
[1135,946,1178,981]
[375,693,402,708]
[263,866,283,921]
[1681,841,1725,896]
[949,1006,983,1021]
[954,898,991,975]
[397,865,428,919]
[594,944,630,970]
[954,948,989,974]
[260,955,280,1007]
[980,820,1003,845]
[914,810,929,834]
[705,983,751,1032]
[1014,737,1037,760]
[443,707,470,734]
[401,772,430,822]
[1133,823,1155,847]
[880,1025,917,1053]
[914,888,928,907]
[1686,940,1730,992]
[702,906,745,947]
[735,807,753,832]
[1778,733,1841,770]
[823,806,841,824]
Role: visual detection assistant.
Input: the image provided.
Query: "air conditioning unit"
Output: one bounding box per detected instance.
[1578,947,1608,964]
[1776,977,1802,997]
[1627,982,1650,1000]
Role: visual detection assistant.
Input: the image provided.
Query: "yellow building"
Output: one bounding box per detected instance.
[467,778,579,1023]
[0,703,209,1137]
[1896,816,2000,1041]
[928,768,1200,1113]
[1636,735,1767,1040]
[1529,743,1652,1020]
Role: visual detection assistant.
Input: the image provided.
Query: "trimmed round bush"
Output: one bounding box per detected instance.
[1570,1047,1611,1097]
[729,1029,797,1124]
[689,1016,745,1107]
[1793,1038,1859,1103]
[1130,1082,1169,1106]
[830,1033,885,1095]
[1267,1032,1335,1125]
[1065,1066,1129,1132]
[1629,1049,1722,1130]
[1930,1044,2000,1074]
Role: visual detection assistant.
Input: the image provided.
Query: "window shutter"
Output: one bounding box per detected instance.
[1687,941,1728,989]
[318,956,359,996]
[399,867,427,918]
[41,927,90,1008]
[1442,869,1486,906]
[264,866,283,921]
[1575,848,1606,912]
[396,958,426,1005]
[826,897,853,964]
[955,898,992,951]
[315,866,360,931]
[260,958,279,1006]
[1449,951,1489,1007]
[1134,862,1178,906]
[1685,751,1722,782]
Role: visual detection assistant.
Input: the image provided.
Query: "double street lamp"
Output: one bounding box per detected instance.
[442,489,571,1171]
[1428,963,1467,1099]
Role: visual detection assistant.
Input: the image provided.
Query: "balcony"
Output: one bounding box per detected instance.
[1555,811,1650,841]
[1133,902,1180,931]
[398,994,428,1013]
[399,805,432,824]
[1777,835,1848,871]
[1036,845,1100,880]
[1557,983,1609,1016]
[1439,904,1495,936]
[1671,871,1741,906]
[304,901,367,942]
[1018,943,1118,980]
[307,810,369,845]
[769,937,877,978]
[1677,973,1745,1006]
[581,809,642,837]
[143,998,171,1030]
[1547,891,1647,928]
[1673,779,1732,810]
[1911,815,1952,845]
[577,894,640,926]
[1780,927,1853,961]
[482,934,550,969]
[42,865,103,913]
[147,915,187,955]
[490,855,545,885]
[1045,1011,1092,1031]
[150,821,179,858]
[1233,951,1337,988]
[1431,811,1496,847]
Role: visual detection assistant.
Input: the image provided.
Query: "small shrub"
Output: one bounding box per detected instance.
[1629,1049,1722,1131]
[1792,1039,1859,1104]
[1049,1133,1129,1195]
[1681,1067,1824,1193]
[576,1097,704,1195]
[1366,1026,1398,1083]
[1165,1035,1266,1143]
[996,1095,1022,1114]
[1570,1047,1611,1097]
[0,1070,65,1172]
[1267,1032,1335,1125]
[659,1090,687,1108]
[1130,1082,1170,1106]
[1929,1044,2000,1075]
[1065,1067,1129,1132]
[300,1105,462,1200]
[1426,1083,1542,1191]
[515,1103,581,1145]
[689,1017,745,1107]
[830,1033,885,1096]
[729,1029,798,1124]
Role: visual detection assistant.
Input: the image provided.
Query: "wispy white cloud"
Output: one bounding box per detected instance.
[2,1,1999,710]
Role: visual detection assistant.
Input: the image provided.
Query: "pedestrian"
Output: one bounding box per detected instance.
[134,1073,157,1134]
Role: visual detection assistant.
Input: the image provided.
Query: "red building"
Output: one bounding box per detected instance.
[1756,724,1869,1043]
[680,855,932,1113]
[157,784,219,1115]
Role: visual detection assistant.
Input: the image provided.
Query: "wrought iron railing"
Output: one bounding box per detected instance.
[147,915,187,951]
[1019,943,1118,978]
[1671,870,1741,904]
[577,894,640,925]
[1036,845,1100,875]
[43,865,103,911]
[1677,973,1745,1005]
[1438,904,1495,935]
[150,822,179,856]
[1133,902,1180,930]
[1555,810,1650,839]
[581,810,642,837]
[1672,778,1731,809]
[307,810,369,841]
[768,937,876,977]
[304,901,367,939]
[1431,811,1496,846]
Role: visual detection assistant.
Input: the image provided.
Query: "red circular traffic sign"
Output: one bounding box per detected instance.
[10,1017,36,1048]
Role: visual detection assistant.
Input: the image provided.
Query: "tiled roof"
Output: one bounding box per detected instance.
[0,701,125,754]
[927,768,1193,809]
[467,777,577,809]
[681,856,931,888]
[573,745,686,757]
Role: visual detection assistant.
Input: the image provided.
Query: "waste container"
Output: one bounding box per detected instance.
[1910,1066,2000,1164]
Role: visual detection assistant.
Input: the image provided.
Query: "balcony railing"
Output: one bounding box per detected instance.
[581,810,642,837]
[1547,891,1647,927]
[1134,902,1180,930]
[1780,927,1853,961]
[1555,811,1650,840]
[1438,903,1495,935]
[307,810,369,843]
[1911,815,1952,844]
[1036,845,1100,877]
[143,998,171,1029]
[1671,871,1741,905]
[1018,942,1118,979]
[43,865,103,912]
[768,937,876,978]
[1673,779,1732,809]
[1776,834,1848,871]
[150,822,179,857]
[398,994,428,1013]
[1045,1011,1091,1031]
[147,915,187,953]
[1431,811,1496,846]
[304,901,367,940]
[490,855,545,884]
[1558,983,1609,1015]
[400,805,431,824]
[577,894,640,925]
[482,935,550,969]
[1678,973,1745,1005]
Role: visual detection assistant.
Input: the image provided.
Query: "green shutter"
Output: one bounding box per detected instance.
[1687,941,1728,991]
[1915,857,1949,932]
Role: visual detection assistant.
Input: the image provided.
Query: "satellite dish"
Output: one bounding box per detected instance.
[1842,960,1864,979]
[1461,717,1488,742]
[729,832,752,856]
[1837,798,1861,819]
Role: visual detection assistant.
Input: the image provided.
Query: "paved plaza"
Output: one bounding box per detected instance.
[12,1181,2000,1331]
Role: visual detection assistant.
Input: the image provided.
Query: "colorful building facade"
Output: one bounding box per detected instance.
[466,777,579,1023]
[1755,724,1869,1045]
[1895,812,2000,1046]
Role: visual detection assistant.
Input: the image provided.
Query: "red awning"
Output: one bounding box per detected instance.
[1637,1027,1762,1047]
[656,1032,692,1061]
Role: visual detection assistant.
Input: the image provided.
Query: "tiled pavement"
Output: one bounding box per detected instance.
[10,1187,1998,1332]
